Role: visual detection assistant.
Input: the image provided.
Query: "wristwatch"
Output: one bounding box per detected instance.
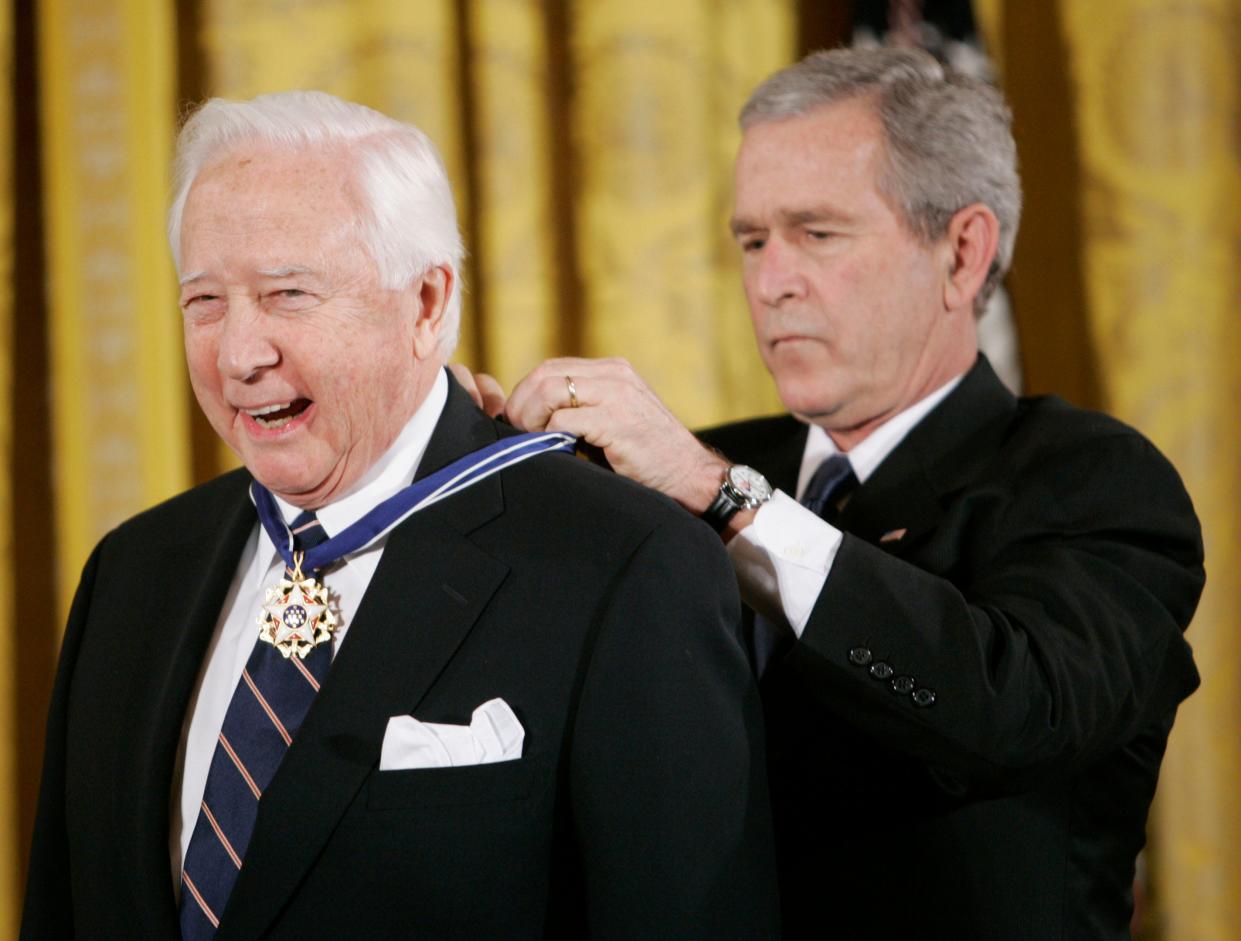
[702,464,773,532]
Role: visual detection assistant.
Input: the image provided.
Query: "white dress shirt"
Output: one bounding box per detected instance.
[170,369,449,884]
[727,374,963,635]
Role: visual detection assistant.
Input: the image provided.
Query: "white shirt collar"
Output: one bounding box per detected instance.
[796,372,964,499]
[266,367,450,543]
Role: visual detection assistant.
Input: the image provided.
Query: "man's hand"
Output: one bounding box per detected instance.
[505,357,729,515]
[448,363,507,418]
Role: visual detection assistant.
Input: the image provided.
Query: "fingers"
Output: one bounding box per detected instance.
[448,364,510,418]
[507,357,643,431]
[475,372,507,418]
[544,402,725,512]
[545,403,616,451]
[506,357,724,512]
[508,373,606,432]
[507,369,569,430]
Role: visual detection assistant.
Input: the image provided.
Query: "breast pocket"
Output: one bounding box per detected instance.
[366,756,541,810]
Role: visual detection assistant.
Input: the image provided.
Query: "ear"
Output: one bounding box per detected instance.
[410,265,454,360]
[941,203,999,315]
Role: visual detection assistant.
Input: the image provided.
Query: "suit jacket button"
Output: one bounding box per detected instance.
[868,661,894,681]
[848,646,873,666]
[912,688,937,707]
[891,675,915,694]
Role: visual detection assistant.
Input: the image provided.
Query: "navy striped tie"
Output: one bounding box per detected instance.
[750,454,856,677]
[179,510,332,938]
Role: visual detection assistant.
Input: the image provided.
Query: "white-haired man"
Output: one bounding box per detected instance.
[22,91,779,939]
[493,48,1204,939]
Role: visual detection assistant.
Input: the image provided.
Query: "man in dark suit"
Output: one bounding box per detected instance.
[22,91,779,939]
[498,48,1204,938]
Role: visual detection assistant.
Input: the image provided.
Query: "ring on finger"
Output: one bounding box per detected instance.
[565,376,580,409]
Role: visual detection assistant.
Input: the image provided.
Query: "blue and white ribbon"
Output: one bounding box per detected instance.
[252,431,577,573]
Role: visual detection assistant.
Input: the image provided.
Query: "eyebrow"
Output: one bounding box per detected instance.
[257,266,315,279]
[784,208,855,227]
[729,206,857,237]
[729,218,762,237]
[178,265,319,288]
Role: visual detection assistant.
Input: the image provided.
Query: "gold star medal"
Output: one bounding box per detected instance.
[258,551,338,659]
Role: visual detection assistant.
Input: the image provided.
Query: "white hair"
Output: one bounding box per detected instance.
[742,47,1021,314]
[168,90,464,355]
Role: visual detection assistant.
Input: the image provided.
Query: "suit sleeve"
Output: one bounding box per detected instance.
[792,428,1203,795]
[568,517,781,939]
[21,541,105,940]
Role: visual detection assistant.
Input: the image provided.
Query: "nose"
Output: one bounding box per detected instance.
[751,237,808,307]
[217,298,279,381]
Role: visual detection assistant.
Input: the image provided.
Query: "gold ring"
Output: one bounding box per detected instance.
[565,376,580,409]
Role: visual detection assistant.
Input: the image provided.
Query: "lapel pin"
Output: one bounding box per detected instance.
[879,528,907,544]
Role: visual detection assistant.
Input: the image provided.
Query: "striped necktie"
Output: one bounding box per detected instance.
[750,454,857,677]
[179,510,332,939]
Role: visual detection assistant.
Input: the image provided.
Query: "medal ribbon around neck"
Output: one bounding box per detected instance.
[251,431,576,658]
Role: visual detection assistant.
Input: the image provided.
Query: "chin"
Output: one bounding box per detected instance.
[771,376,838,420]
[243,453,321,499]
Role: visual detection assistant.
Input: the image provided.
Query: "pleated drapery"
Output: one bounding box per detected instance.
[1,4,1237,939]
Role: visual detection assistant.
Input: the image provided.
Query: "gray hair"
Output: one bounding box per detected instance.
[168,90,464,356]
[741,47,1021,313]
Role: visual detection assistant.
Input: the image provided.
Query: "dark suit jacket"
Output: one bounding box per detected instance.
[24,379,780,940]
[700,356,1203,940]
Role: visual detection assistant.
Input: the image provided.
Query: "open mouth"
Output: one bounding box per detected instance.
[245,399,311,430]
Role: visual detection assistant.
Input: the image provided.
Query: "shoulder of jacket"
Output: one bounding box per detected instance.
[106,466,252,540]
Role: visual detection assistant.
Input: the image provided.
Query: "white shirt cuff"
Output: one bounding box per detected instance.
[725,490,843,637]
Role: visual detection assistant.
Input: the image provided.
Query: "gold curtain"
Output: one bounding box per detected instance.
[1058,3,1241,938]
[570,2,789,424]
[990,2,1241,938]
[38,0,188,619]
[5,3,1238,939]
[0,3,13,937]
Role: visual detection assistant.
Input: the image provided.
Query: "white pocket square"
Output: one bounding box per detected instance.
[379,698,524,771]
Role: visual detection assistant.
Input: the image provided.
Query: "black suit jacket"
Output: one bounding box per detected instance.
[701,356,1203,940]
[24,379,780,940]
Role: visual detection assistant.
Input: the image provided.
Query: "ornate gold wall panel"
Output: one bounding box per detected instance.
[38,0,188,618]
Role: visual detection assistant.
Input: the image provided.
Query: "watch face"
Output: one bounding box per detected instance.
[727,465,773,505]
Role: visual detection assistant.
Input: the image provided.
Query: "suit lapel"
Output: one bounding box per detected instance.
[219,377,512,940]
[118,473,257,936]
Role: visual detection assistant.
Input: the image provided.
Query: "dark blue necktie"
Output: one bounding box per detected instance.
[179,511,332,938]
[800,453,857,521]
[750,454,857,677]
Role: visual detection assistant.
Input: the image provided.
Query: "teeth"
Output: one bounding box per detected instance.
[254,413,296,429]
[246,402,292,417]
[244,401,307,430]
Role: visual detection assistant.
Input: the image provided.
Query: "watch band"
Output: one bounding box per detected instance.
[701,465,772,532]
[702,487,742,532]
